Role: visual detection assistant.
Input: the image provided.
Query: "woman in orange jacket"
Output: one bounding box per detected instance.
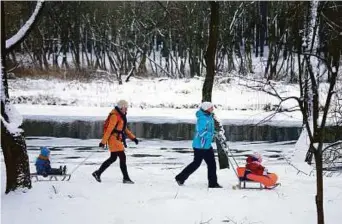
[92,100,139,184]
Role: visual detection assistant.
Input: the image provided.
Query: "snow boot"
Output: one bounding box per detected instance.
[62,165,67,175]
[208,183,223,188]
[123,179,134,184]
[175,177,184,186]
[92,171,101,183]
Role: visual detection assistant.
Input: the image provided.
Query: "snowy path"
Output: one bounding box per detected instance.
[1,138,342,224]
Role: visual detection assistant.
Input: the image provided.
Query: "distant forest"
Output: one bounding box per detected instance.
[4,1,342,81]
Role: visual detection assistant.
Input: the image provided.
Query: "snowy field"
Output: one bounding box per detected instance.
[2,137,342,224]
[3,58,341,224]
[9,75,340,111]
[9,75,341,127]
[8,76,305,110]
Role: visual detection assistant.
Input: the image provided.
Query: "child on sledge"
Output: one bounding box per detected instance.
[35,147,67,177]
[245,153,268,176]
[237,152,278,188]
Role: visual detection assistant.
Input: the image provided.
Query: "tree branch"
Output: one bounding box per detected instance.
[5,0,45,52]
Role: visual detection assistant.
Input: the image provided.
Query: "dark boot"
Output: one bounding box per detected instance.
[175,176,184,186]
[208,183,223,188]
[92,170,101,183]
[63,165,67,175]
[123,178,134,184]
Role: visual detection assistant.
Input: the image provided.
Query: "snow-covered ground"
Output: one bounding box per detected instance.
[9,75,339,111]
[3,65,341,224]
[1,137,342,224]
[9,76,341,127]
[8,77,302,110]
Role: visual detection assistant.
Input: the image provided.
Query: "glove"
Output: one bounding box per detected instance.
[99,142,105,148]
[133,138,139,145]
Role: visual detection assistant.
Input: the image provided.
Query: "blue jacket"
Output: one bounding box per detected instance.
[192,109,215,150]
[35,156,51,176]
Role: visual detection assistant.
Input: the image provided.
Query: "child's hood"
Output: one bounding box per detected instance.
[40,147,50,157]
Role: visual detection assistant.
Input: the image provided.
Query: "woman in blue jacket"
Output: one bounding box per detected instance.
[175,102,222,188]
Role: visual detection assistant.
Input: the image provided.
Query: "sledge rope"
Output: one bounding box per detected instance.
[69,149,98,175]
[225,144,240,179]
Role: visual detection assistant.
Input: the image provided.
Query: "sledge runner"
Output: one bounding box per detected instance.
[35,147,67,177]
[92,99,139,184]
[175,102,222,188]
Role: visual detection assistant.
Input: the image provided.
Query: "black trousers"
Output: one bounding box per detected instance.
[97,151,130,180]
[176,148,218,185]
[49,168,63,175]
[42,167,63,177]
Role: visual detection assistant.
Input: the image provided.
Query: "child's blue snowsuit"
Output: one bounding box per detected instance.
[35,147,64,176]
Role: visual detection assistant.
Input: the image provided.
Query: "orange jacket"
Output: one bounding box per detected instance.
[101,109,136,152]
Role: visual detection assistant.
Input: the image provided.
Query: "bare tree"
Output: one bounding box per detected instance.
[237,3,341,223]
[202,1,219,102]
[240,53,339,224]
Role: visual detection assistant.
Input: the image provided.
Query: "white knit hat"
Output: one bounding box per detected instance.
[252,152,262,163]
[117,99,129,108]
[200,101,214,111]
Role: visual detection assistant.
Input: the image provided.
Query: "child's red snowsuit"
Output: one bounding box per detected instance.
[237,154,278,188]
[245,155,266,176]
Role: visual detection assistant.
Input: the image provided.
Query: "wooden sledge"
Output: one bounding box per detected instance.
[236,167,279,189]
[30,173,71,182]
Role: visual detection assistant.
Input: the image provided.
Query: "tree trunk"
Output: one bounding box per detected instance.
[1,0,44,194]
[255,23,260,57]
[138,52,147,75]
[1,27,31,194]
[259,1,267,57]
[202,1,219,102]
[314,150,324,224]
[1,120,31,194]
[1,1,9,101]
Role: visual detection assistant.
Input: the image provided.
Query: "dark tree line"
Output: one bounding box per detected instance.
[3,1,341,82]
